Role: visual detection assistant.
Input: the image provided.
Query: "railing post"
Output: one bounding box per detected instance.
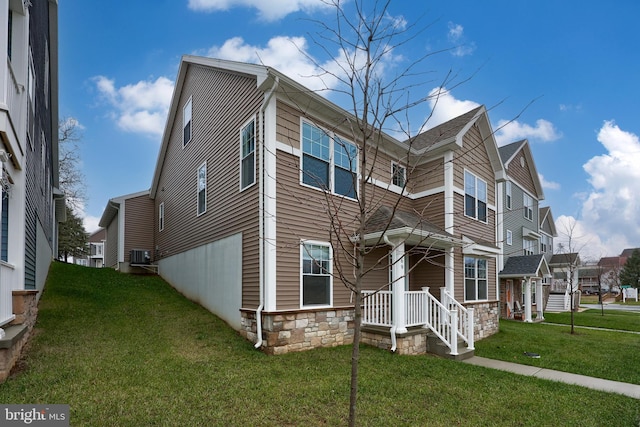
[422,287,429,329]
[467,307,475,350]
[450,309,458,355]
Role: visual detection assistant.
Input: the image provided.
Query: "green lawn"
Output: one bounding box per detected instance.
[1,263,639,426]
[544,309,640,332]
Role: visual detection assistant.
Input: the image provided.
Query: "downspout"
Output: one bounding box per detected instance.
[255,75,279,349]
[383,235,398,352]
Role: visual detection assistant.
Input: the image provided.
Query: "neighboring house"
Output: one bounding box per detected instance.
[0,0,63,380]
[497,140,551,322]
[576,265,600,294]
[102,56,510,356]
[548,252,581,311]
[86,228,106,268]
[98,190,154,273]
[598,255,624,294]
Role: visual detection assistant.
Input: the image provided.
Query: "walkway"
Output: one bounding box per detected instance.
[463,356,640,399]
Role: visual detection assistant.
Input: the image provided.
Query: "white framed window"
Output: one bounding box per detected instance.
[240,118,256,190]
[464,170,487,222]
[506,230,513,246]
[301,241,332,307]
[523,193,534,221]
[523,239,536,256]
[540,234,548,253]
[464,257,488,301]
[301,121,357,199]
[159,202,165,232]
[183,96,192,147]
[392,162,406,187]
[506,181,512,210]
[197,162,207,216]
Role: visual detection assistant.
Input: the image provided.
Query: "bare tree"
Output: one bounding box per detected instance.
[58,117,86,211]
[555,218,587,334]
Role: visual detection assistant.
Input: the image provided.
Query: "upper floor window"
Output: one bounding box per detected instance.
[464,170,487,222]
[506,229,513,246]
[301,122,357,199]
[540,234,550,253]
[183,97,192,147]
[523,239,536,256]
[464,256,487,301]
[301,241,332,307]
[240,119,256,190]
[506,181,512,210]
[523,193,534,221]
[392,162,406,187]
[159,202,165,232]
[197,162,206,216]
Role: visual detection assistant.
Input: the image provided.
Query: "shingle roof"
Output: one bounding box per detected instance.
[620,248,640,258]
[363,205,452,237]
[409,106,483,151]
[500,254,546,277]
[497,140,526,164]
[549,252,580,266]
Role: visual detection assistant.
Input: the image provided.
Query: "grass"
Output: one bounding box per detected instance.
[544,309,640,332]
[1,262,639,426]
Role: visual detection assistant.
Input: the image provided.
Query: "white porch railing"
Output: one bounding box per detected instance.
[362,287,474,355]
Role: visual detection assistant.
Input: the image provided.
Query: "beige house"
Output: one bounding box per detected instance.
[103,56,511,357]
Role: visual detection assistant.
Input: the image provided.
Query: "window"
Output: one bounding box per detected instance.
[464,171,487,222]
[464,257,488,301]
[1,195,8,262]
[392,162,406,187]
[506,181,512,210]
[506,230,513,246]
[523,193,533,221]
[301,242,332,307]
[523,239,536,256]
[183,97,192,147]
[540,234,548,253]
[240,119,256,189]
[197,162,206,216]
[159,202,165,232]
[301,122,357,198]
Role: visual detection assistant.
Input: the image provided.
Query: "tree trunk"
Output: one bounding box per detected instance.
[348,289,363,427]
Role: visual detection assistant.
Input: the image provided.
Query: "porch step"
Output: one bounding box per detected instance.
[546,294,567,312]
[426,333,475,361]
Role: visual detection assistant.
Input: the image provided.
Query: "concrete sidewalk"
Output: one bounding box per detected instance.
[463,356,640,399]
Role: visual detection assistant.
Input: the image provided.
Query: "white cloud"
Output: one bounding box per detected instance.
[447,22,476,57]
[83,215,102,234]
[187,0,331,21]
[494,118,562,146]
[539,173,560,190]
[93,76,174,138]
[554,121,640,258]
[425,87,481,130]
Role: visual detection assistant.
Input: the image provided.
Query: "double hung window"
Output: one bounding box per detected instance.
[506,181,512,210]
[302,122,357,198]
[240,119,256,189]
[464,171,487,222]
[392,162,406,187]
[464,257,488,301]
[159,202,165,232]
[301,242,332,307]
[523,193,534,221]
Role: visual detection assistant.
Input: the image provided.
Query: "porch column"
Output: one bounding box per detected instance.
[524,278,533,323]
[536,279,544,321]
[391,242,407,334]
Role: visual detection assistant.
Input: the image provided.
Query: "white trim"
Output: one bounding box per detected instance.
[300,240,333,309]
[158,202,164,232]
[506,229,512,246]
[239,115,257,192]
[263,93,278,311]
[196,161,207,216]
[276,141,300,157]
[444,151,454,233]
[183,96,192,147]
[118,203,125,263]
[391,161,406,188]
[463,169,488,224]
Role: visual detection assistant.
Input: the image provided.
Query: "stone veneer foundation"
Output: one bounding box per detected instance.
[0,290,39,382]
[241,308,354,355]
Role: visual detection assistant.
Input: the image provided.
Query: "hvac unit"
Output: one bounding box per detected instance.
[130,249,151,265]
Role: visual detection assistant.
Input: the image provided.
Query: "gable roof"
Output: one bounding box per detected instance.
[359,205,463,248]
[500,254,550,278]
[549,252,580,267]
[539,206,558,237]
[499,139,544,200]
[620,248,640,258]
[99,189,150,228]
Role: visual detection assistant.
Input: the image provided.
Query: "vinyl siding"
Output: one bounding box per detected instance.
[452,124,495,206]
[411,157,445,194]
[507,151,537,196]
[154,65,262,308]
[105,216,119,268]
[412,193,446,230]
[453,249,497,302]
[123,195,154,262]
[503,181,539,257]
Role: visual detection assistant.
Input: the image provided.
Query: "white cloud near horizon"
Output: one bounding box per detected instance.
[187,0,331,21]
[93,76,174,138]
[494,118,562,146]
[555,120,640,259]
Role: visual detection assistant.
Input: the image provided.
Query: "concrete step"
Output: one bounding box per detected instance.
[426,333,475,361]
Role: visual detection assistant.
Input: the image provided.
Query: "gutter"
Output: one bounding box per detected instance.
[383,235,398,352]
[255,75,279,349]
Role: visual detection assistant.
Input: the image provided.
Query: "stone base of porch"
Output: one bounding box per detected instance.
[361,326,427,355]
[240,308,354,355]
[470,300,500,341]
[0,290,39,382]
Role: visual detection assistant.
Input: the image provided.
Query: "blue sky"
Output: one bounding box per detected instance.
[58,0,640,259]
